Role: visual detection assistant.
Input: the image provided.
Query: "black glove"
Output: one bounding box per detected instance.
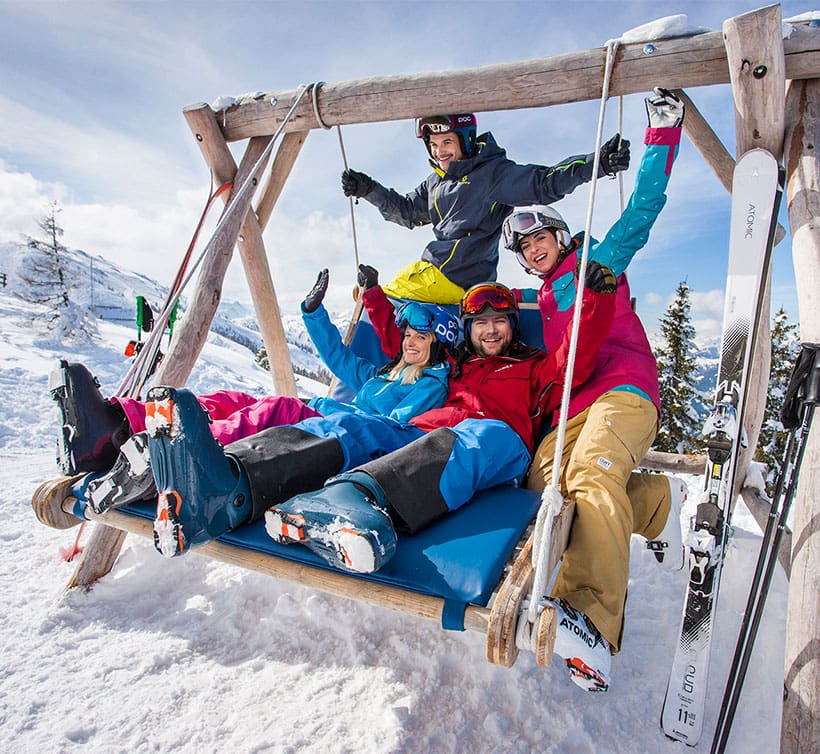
[303,269,329,313]
[341,169,375,198]
[583,260,617,294]
[357,264,379,291]
[645,87,685,128]
[599,133,630,177]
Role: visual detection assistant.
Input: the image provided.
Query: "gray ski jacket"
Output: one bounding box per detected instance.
[362,132,598,289]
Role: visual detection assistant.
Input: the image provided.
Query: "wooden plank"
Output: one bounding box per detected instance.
[202,25,820,142]
[781,76,820,754]
[87,508,490,633]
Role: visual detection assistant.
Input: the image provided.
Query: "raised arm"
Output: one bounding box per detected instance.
[591,89,684,276]
[301,270,379,391]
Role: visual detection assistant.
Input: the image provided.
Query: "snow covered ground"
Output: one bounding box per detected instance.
[0,292,789,753]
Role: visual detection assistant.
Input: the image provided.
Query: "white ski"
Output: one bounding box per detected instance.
[661,149,784,745]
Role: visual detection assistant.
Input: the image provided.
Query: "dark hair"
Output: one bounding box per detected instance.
[376,328,450,377]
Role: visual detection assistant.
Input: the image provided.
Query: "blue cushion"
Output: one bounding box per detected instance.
[121,484,541,630]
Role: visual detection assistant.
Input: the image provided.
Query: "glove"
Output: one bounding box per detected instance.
[341,169,375,198]
[645,87,685,128]
[303,269,329,313]
[599,133,630,177]
[357,264,379,291]
[583,260,617,294]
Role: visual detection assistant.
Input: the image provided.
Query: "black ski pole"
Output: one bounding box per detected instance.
[711,345,820,753]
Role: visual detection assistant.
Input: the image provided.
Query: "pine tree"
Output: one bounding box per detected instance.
[755,306,800,496]
[20,201,98,341]
[654,281,703,453]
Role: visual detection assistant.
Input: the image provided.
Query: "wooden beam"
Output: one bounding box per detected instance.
[87,508,491,633]
[673,88,735,193]
[181,104,298,397]
[255,130,308,231]
[781,76,820,754]
[203,22,820,142]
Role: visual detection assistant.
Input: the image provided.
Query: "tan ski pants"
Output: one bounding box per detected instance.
[526,391,672,652]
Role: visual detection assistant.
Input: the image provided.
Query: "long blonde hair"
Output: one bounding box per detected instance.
[385,330,437,385]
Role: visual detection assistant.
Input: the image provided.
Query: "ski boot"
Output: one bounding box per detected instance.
[647,476,687,571]
[85,431,156,514]
[31,473,100,529]
[546,597,611,692]
[265,470,397,574]
[49,360,130,475]
[145,386,252,557]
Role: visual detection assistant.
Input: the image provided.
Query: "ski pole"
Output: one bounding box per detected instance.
[711,345,820,753]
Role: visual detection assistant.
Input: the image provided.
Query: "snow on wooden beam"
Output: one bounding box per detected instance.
[198,22,820,143]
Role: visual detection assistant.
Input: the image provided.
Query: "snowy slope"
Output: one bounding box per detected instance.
[0,256,788,754]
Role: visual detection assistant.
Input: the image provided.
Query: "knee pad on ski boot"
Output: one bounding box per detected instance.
[49,360,130,475]
[265,470,397,574]
[85,431,157,514]
[145,387,252,558]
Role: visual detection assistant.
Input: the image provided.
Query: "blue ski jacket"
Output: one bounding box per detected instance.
[302,304,449,424]
[363,133,599,289]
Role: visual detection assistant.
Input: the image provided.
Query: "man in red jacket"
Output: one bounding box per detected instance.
[265,266,617,691]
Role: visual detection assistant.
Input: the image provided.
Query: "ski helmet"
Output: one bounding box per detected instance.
[415,114,477,160]
[394,301,460,348]
[459,281,520,347]
[502,205,573,271]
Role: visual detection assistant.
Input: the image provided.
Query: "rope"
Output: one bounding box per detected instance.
[526,38,621,625]
[312,81,361,272]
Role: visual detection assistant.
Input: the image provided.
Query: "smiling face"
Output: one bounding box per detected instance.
[468,313,513,358]
[428,131,464,171]
[519,229,561,274]
[401,326,434,365]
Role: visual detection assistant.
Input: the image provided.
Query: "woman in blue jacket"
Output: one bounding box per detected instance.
[147,269,457,558]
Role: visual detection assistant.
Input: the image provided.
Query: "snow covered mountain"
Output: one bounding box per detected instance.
[0,242,788,753]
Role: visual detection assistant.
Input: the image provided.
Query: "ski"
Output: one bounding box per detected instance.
[661,149,784,745]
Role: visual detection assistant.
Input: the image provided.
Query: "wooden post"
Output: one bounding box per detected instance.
[181,104,299,396]
[723,5,785,509]
[781,76,820,754]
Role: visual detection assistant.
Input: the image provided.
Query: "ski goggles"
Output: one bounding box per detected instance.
[459,283,517,320]
[395,301,436,332]
[415,114,476,139]
[501,210,566,251]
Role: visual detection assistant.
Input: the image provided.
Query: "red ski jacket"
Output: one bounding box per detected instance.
[362,285,615,454]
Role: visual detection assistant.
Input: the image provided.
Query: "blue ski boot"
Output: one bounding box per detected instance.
[145,386,252,557]
[265,471,397,574]
[49,360,130,475]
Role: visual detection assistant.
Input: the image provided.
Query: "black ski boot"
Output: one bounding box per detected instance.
[49,360,131,475]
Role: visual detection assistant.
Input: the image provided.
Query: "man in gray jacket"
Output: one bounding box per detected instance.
[341,113,629,302]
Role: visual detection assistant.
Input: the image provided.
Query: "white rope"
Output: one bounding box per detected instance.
[312,81,361,273]
[527,38,621,625]
[617,94,626,214]
[118,84,313,398]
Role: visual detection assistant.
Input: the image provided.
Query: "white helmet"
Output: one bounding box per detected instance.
[502,205,572,271]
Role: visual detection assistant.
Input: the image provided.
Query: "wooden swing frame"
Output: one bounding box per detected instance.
[45,6,819,750]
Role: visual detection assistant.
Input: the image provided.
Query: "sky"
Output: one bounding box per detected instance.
[0,283,790,754]
[0,0,815,342]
